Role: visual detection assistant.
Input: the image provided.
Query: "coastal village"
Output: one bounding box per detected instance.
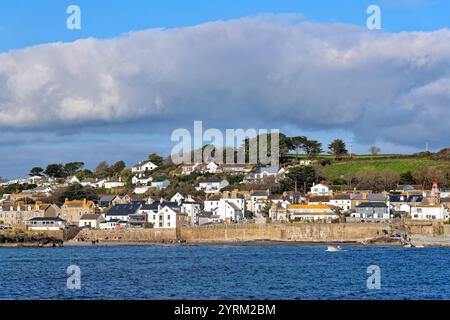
[1,142,449,241]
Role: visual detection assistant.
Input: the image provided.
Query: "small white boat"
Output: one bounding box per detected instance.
[403,244,413,248]
[326,245,344,252]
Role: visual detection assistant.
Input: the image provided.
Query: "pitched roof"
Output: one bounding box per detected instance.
[356,202,388,208]
[99,195,117,202]
[28,217,66,222]
[107,203,142,216]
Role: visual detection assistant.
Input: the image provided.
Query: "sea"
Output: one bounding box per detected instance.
[0,244,449,300]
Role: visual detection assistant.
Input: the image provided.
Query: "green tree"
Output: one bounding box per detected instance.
[303,140,323,159]
[110,160,126,173]
[241,132,291,164]
[58,183,98,202]
[29,167,44,177]
[284,166,317,193]
[148,153,164,166]
[328,139,348,159]
[44,164,66,178]
[291,136,307,157]
[64,162,85,176]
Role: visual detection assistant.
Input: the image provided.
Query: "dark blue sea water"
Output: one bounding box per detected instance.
[0,244,449,300]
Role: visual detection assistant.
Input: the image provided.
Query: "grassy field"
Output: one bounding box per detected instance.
[288,153,404,160]
[320,158,449,180]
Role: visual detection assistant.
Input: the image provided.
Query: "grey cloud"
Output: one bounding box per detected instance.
[0,15,449,149]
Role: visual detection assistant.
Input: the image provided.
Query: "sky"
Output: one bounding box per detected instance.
[0,0,449,178]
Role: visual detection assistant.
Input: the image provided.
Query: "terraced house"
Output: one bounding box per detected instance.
[0,203,60,226]
[60,199,96,225]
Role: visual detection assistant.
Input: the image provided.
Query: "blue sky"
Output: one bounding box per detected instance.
[0,0,449,178]
[1,0,449,52]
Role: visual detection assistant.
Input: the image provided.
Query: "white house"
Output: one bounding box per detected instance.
[22,186,53,196]
[204,194,246,223]
[26,217,66,231]
[203,162,220,174]
[66,176,80,185]
[99,219,127,230]
[78,214,103,229]
[181,163,201,175]
[181,202,202,224]
[196,179,229,193]
[133,186,152,194]
[131,160,158,173]
[310,183,333,196]
[410,205,448,220]
[330,195,351,212]
[80,178,99,188]
[101,177,125,189]
[149,205,179,229]
[151,179,170,189]
[132,174,153,185]
[245,166,285,182]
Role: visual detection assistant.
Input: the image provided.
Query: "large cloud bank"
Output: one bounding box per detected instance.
[0,15,449,148]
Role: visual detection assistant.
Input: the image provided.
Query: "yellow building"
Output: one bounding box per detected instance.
[60,199,96,225]
[287,204,339,221]
[0,202,60,226]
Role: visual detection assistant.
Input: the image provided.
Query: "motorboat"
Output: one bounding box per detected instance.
[326,245,344,252]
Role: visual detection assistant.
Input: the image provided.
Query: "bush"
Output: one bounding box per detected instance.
[143,222,154,229]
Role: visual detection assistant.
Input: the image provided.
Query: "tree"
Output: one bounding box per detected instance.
[240,133,291,164]
[291,136,307,157]
[343,172,357,189]
[284,166,317,193]
[400,171,414,185]
[29,167,44,177]
[328,139,348,159]
[110,160,126,173]
[148,153,164,166]
[44,164,66,178]
[303,140,323,159]
[356,168,399,192]
[57,183,98,202]
[95,161,109,174]
[369,146,381,155]
[64,162,84,176]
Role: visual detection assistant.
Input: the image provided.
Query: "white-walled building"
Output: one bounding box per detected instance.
[196,179,229,193]
[132,174,153,186]
[131,160,158,173]
[330,195,351,212]
[410,205,448,220]
[310,183,333,196]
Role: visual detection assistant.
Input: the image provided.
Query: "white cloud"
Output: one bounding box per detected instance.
[0,15,449,148]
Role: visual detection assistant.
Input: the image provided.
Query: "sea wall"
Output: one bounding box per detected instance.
[73,223,390,244]
[180,223,390,243]
[404,220,443,236]
[74,228,176,243]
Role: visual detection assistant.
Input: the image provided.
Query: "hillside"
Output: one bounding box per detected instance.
[320,158,449,181]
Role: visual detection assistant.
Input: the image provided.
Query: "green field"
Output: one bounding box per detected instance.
[320,158,449,180]
[288,153,404,160]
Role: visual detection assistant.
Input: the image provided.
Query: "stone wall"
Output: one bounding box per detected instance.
[72,222,450,244]
[404,220,443,236]
[74,228,176,243]
[180,223,390,243]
